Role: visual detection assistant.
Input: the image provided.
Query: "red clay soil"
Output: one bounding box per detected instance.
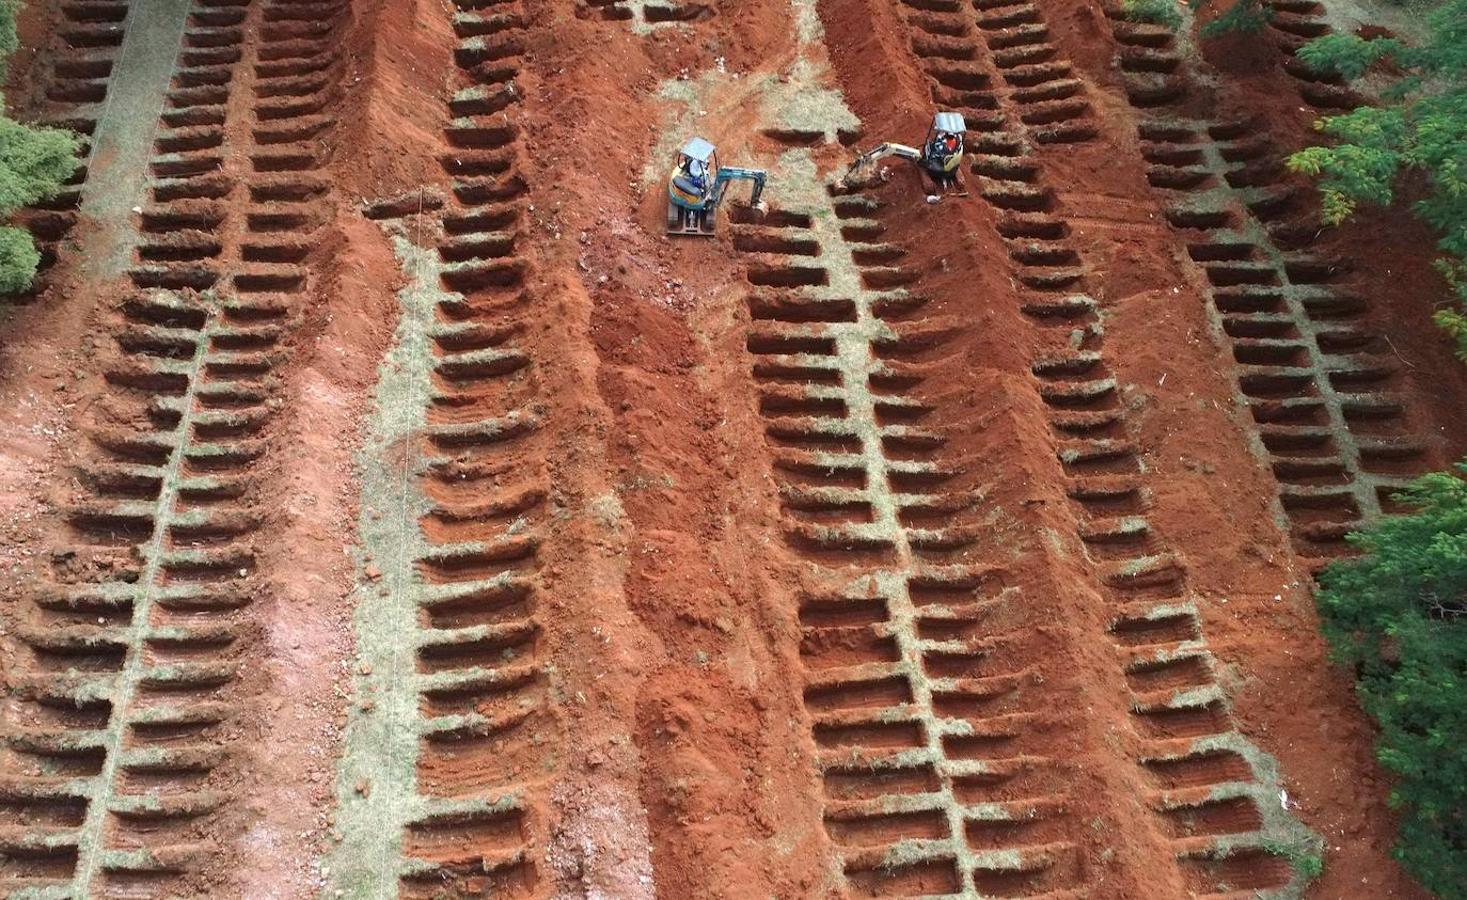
[823,0,1466,896]
[0,1,383,895]
[328,0,835,893]
[329,0,455,201]
[814,16,1196,885]
[6,0,54,114]
[228,212,393,898]
[2,0,1465,895]
[0,0,108,567]
[511,1,835,894]
[1049,0,1467,465]
[1034,22,1467,897]
[829,170,1188,896]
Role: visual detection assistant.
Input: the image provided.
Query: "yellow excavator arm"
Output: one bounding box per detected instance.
[842,142,922,187]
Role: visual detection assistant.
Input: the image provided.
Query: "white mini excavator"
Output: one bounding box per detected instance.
[842,112,968,202]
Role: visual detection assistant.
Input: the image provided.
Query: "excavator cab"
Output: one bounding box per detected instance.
[922,111,966,174]
[667,137,767,236]
[671,139,717,205]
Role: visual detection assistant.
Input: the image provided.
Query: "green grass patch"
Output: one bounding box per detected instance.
[1123,0,1184,30]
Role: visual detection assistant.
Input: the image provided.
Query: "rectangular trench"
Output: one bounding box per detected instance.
[325,0,558,896]
[822,0,1326,894]
[0,0,347,894]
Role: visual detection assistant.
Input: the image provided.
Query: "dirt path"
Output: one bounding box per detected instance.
[68,0,192,280]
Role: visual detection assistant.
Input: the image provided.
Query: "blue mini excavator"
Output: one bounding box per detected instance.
[666,137,767,236]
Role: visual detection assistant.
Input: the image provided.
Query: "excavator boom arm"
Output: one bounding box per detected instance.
[714,166,767,208]
[856,142,922,165]
[842,142,923,186]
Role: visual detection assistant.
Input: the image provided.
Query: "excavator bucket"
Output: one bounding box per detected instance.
[840,153,882,190]
[840,142,922,190]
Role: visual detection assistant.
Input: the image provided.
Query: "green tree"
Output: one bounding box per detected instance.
[1195,0,1271,36]
[1316,464,1467,898]
[0,0,80,295]
[1284,0,1467,359]
[1123,0,1271,35]
[1123,0,1185,32]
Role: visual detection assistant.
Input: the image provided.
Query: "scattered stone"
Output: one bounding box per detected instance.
[364,563,382,581]
[358,661,373,676]
[354,778,370,797]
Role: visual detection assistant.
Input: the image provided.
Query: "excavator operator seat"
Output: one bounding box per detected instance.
[673,156,708,199]
[673,172,704,198]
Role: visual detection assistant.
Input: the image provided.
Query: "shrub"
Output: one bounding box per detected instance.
[1123,0,1184,32]
[0,0,81,296]
[1263,838,1326,880]
[1315,464,1467,898]
[0,218,38,294]
[1285,0,1467,359]
[1126,0,1270,36]
[1197,0,1271,36]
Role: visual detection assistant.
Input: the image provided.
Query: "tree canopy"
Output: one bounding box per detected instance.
[0,0,80,296]
[1316,465,1467,898]
[1286,0,1467,358]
